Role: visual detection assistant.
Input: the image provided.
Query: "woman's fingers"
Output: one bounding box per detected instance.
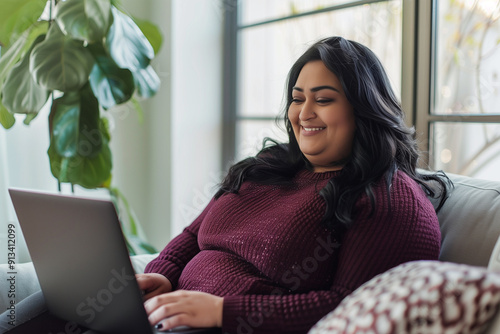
[145,293,183,325]
[154,314,191,332]
[144,290,223,330]
[136,273,172,300]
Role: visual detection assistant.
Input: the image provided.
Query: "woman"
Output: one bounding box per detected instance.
[138,36,450,333]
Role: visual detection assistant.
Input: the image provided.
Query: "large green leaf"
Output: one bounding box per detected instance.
[133,17,163,55]
[50,92,81,157]
[55,0,112,43]
[0,22,47,89]
[78,84,104,158]
[49,85,102,158]
[2,34,49,115]
[0,0,47,47]
[132,65,160,99]
[0,101,15,129]
[0,24,46,127]
[30,24,94,92]
[48,128,112,189]
[89,55,135,109]
[48,87,111,189]
[106,6,154,71]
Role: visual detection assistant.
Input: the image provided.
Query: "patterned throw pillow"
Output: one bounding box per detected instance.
[309,261,500,334]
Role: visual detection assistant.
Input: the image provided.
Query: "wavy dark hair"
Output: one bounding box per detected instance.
[216,36,450,234]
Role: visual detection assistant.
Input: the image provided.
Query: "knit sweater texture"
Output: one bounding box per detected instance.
[145,169,441,334]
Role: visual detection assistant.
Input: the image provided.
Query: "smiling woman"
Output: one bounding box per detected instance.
[139,36,453,333]
[288,60,356,172]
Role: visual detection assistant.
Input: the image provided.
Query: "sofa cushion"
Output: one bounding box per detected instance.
[430,172,500,266]
[308,261,500,334]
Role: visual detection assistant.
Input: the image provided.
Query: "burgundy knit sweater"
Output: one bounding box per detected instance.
[145,169,441,334]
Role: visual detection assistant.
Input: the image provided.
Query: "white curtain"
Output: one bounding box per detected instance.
[0,109,55,264]
[0,128,12,264]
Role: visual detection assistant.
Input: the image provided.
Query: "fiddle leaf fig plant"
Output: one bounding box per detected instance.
[0,0,163,255]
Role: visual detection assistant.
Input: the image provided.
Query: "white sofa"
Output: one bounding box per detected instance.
[2,172,500,333]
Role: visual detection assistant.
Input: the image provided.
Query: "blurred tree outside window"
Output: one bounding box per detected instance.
[431,0,500,180]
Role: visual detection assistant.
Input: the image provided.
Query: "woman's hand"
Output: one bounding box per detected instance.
[136,273,173,300]
[144,290,223,331]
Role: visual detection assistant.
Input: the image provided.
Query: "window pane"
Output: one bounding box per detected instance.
[235,120,289,161]
[238,0,402,118]
[431,122,500,181]
[434,0,500,115]
[241,0,362,26]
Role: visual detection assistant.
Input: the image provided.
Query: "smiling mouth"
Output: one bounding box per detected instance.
[302,126,326,132]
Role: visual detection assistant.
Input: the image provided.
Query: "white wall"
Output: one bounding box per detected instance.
[0,128,15,264]
[170,0,223,236]
[112,0,173,252]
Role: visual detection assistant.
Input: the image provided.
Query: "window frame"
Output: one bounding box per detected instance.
[413,0,500,168]
[222,0,500,170]
[222,0,398,167]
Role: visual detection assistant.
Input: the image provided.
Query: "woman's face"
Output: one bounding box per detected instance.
[288,60,356,172]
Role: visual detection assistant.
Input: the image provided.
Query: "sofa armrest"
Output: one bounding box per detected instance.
[131,253,159,273]
[0,262,40,311]
[428,172,500,266]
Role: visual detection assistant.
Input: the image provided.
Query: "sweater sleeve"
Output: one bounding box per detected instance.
[221,173,441,334]
[144,198,215,288]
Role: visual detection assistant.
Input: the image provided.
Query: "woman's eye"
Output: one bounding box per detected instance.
[317,99,333,104]
[291,98,303,104]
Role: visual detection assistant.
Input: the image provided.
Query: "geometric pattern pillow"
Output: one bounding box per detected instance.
[308,261,500,334]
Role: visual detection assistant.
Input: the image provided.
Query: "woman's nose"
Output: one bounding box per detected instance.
[299,100,316,121]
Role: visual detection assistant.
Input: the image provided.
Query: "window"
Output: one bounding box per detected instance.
[223,0,403,164]
[224,0,500,182]
[426,0,500,180]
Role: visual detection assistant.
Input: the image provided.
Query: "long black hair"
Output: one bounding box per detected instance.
[216,36,450,233]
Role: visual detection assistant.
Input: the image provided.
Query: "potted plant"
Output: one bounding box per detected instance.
[0,0,162,254]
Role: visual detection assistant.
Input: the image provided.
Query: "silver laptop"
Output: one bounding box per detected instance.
[9,188,219,334]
